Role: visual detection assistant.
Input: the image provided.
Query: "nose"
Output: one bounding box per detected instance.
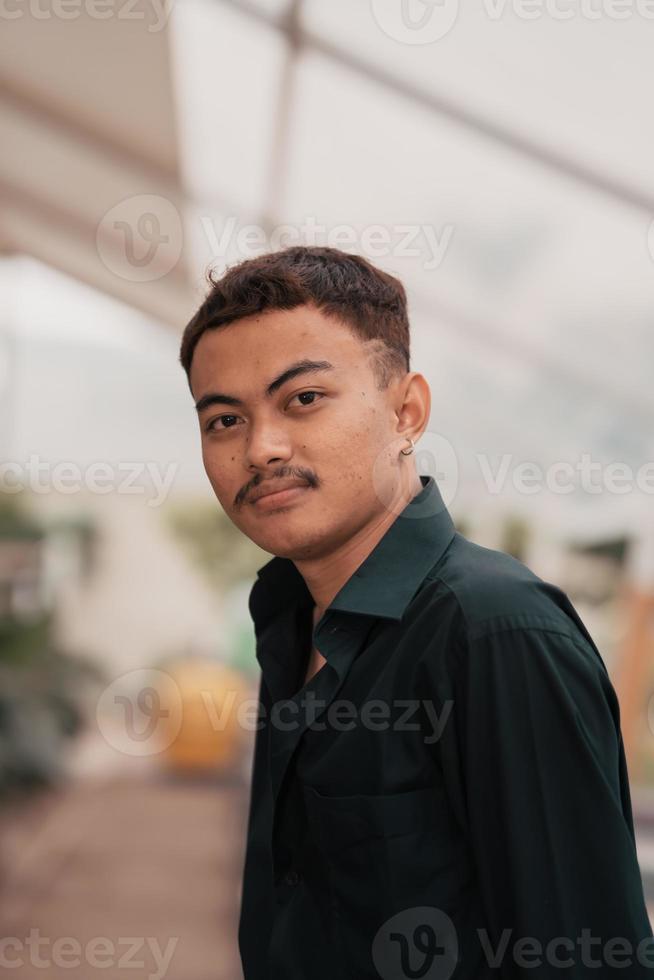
[244,419,293,472]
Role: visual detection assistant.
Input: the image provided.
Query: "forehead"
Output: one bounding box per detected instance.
[189,304,367,394]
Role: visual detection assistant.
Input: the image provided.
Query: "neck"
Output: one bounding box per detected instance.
[297,469,423,617]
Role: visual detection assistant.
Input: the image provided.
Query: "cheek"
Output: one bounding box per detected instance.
[201,442,231,491]
[200,443,250,508]
[321,428,388,492]
[329,404,387,459]
[331,397,378,442]
[201,435,229,465]
[200,441,217,477]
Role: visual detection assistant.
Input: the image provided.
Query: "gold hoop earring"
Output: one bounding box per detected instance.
[400,436,415,456]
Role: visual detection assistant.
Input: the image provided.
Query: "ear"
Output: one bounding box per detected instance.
[395,372,431,441]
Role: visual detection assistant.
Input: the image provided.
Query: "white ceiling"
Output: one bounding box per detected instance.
[0,2,194,325]
[2,0,653,538]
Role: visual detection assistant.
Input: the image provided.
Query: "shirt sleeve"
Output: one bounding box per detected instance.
[447,619,654,976]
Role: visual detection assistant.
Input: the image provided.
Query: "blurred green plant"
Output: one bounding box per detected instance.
[0,492,43,541]
[0,494,106,800]
[0,614,106,798]
[164,499,270,592]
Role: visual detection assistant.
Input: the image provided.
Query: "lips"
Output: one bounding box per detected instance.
[249,479,310,503]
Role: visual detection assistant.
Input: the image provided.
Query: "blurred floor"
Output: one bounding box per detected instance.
[634,788,654,927]
[0,772,247,979]
[1,770,652,980]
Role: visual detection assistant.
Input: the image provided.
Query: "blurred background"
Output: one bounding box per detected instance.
[1,0,654,975]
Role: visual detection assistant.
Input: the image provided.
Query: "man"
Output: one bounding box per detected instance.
[179,246,653,979]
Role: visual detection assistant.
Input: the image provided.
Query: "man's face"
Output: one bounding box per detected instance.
[189,304,408,560]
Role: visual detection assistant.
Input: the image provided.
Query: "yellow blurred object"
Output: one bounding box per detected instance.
[159,657,251,775]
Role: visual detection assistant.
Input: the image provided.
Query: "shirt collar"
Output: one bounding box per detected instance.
[248,475,456,631]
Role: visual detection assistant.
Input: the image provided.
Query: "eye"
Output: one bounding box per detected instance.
[289,390,325,408]
[205,414,243,433]
[204,391,324,434]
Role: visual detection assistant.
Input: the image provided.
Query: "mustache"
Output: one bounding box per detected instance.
[235,468,319,507]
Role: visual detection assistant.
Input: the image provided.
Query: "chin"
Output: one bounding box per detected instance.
[254,520,328,561]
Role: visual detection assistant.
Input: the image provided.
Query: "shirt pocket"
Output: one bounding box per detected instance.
[303,782,442,853]
[302,783,455,978]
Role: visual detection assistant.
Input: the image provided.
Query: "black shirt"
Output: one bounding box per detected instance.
[238,474,653,978]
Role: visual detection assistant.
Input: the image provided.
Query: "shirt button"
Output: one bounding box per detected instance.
[284,869,301,886]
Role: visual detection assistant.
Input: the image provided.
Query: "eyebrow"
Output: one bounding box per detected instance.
[194,359,335,414]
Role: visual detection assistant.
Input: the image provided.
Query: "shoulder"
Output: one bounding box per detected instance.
[412,536,618,736]
[415,531,603,666]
